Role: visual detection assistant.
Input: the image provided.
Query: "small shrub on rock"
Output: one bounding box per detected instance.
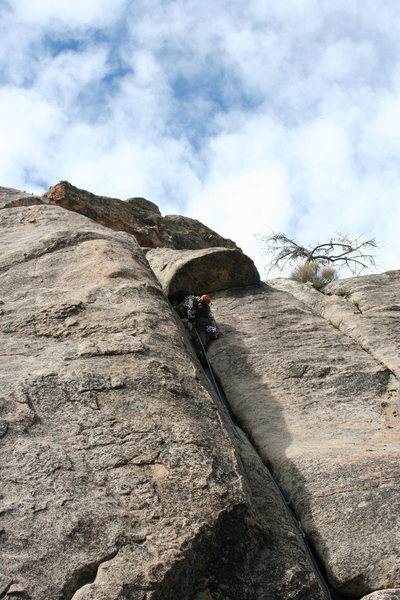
[290,261,338,289]
[333,288,351,298]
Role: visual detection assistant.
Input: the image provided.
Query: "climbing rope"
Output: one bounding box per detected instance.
[191,325,334,600]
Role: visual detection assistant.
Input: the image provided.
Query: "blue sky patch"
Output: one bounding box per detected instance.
[43,35,85,57]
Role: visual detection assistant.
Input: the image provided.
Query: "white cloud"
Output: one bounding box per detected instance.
[35,48,109,108]
[189,163,291,276]
[10,0,126,26]
[56,134,202,211]
[0,87,63,190]
[1,0,400,277]
[361,90,400,161]
[185,117,292,273]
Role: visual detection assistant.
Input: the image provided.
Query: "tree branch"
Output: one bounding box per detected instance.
[258,232,377,276]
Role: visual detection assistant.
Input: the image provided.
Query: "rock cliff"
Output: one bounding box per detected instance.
[43,182,238,251]
[1,183,399,600]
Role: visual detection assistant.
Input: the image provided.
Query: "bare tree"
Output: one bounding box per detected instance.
[259,232,377,277]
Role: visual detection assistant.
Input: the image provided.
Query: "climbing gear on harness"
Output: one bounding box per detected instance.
[205,325,222,338]
[183,295,198,320]
[173,292,221,346]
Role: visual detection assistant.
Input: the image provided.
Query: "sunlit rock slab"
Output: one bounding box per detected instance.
[209,283,400,597]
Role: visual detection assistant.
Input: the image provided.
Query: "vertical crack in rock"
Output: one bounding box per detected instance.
[202,350,394,600]
[199,359,336,600]
[0,576,13,599]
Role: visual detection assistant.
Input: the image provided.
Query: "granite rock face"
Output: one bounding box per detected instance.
[44,181,238,251]
[325,271,400,378]
[270,271,400,380]
[2,182,399,599]
[360,591,400,600]
[208,283,400,598]
[146,247,260,296]
[0,188,326,600]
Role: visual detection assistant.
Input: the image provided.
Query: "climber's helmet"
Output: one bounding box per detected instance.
[200,294,211,305]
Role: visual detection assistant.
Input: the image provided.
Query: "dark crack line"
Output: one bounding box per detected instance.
[0,581,13,599]
[190,326,335,600]
[64,549,119,600]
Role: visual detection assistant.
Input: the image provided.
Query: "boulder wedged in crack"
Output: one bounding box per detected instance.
[208,283,400,598]
[146,246,260,296]
[0,189,326,600]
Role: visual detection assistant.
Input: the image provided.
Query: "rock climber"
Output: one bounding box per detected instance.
[170,291,222,350]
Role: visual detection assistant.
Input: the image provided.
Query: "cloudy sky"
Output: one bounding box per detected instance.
[1,0,399,277]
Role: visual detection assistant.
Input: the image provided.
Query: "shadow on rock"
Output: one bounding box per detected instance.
[207,283,399,599]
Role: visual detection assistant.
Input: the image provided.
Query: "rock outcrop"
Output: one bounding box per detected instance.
[146,247,260,296]
[0,187,326,600]
[2,183,399,600]
[0,186,44,209]
[43,181,238,251]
